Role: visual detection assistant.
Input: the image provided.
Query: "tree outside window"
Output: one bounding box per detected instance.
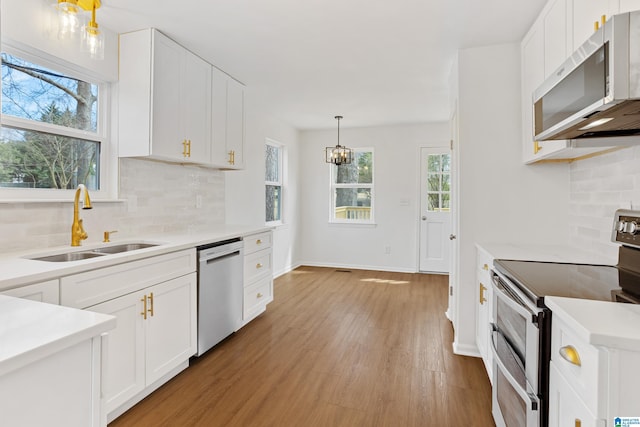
[426,153,450,212]
[0,50,103,191]
[330,149,374,223]
[265,140,283,224]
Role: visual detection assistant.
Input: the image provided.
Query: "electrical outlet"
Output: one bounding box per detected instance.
[385,245,391,254]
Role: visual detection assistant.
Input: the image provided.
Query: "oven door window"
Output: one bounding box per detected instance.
[496,296,526,364]
[497,368,526,427]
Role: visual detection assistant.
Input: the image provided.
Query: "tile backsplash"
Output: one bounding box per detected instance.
[569,145,640,261]
[0,158,225,253]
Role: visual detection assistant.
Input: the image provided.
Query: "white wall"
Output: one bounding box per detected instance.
[298,122,449,272]
[225,94,301,278]
[568,145,640,262]
[454,43,570,354]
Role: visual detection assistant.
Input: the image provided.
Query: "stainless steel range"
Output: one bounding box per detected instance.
[490,209,640,427]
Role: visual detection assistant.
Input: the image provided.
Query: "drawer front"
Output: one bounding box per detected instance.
[244,231,272,255]
[548,362,600,427]
[243,276,273,319]
[244,248,272,284]
[61,249,197,308]
[551,315,605,414]
[1,279,59,304]
[476,245,493,275]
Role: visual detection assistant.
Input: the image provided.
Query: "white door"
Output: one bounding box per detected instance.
[419,147,452,273]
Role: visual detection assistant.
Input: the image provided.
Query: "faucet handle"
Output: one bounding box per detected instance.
[103,230,118,243]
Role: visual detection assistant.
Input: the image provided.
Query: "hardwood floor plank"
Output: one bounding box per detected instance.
[109,266,495,427]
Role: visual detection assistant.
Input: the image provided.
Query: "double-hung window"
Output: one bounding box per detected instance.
[0,46,109,199]
[330,148,374,223]
[265,139,283,225]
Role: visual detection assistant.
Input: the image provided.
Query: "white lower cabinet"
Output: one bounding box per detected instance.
[89,273,197,416]
[548,362,600,427]
[0,279,59,304]
[475,245,493,383]
[242,231,274,324]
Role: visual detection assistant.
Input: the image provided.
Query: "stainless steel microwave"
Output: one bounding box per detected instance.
[533,11,640,142]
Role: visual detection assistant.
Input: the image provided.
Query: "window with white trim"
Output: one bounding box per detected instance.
[265,140,283,224]
[330,148,374,223]
[0,46,110,198]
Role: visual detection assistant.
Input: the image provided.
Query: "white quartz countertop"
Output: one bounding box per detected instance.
[0,295,116,376]
[477,242,617,265]
[546,296,640,352]
[0,224,271,292]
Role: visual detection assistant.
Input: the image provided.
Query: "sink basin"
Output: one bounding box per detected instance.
[31,251,107,262]
[91,243,159,254]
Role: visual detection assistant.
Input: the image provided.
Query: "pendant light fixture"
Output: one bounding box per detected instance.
[80,1,104,60]
[325,115,353,165]
[51,0,104,60]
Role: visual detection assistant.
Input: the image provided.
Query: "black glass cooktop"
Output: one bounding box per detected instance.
[493,260,629,306]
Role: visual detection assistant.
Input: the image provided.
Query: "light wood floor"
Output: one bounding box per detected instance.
[109,267,495,427]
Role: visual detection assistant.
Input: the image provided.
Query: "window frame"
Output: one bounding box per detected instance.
[329,147,375,225]
[265,138,283,226]
[0,43,114,201]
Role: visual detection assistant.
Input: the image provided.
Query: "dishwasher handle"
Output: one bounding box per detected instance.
[198,241,244,262]
[204,250,241,264]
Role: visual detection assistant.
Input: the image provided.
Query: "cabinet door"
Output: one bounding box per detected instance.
[619,0,640,12]
[211,67,228,166]
[226,78,245,169]
[145,273,197,385]
[88,291,146,414]
[182,52,212,164]
[151,32,184,162]
[572,0,617,50]
[521,23,545,163]
[544,0,570,78]
[548,362,601,427]
[1,280,58,304]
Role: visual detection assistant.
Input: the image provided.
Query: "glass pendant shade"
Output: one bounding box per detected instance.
[81,21,104,60]
[54,1,82,40]
[325,115,353,165]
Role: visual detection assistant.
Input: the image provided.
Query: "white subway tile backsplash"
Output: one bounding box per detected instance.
[0,158,226,253]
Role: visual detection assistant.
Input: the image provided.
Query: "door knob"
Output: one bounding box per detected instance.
[449,234,457,240]
[421,216,427,220]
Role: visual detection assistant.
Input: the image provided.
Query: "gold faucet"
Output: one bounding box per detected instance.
[71,184,92,246]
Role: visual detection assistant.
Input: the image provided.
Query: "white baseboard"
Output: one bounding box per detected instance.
[297,261,416,274]
[452,341,481,358]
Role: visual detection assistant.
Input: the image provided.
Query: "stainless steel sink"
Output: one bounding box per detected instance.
[91,243,159,254]
[30,251,107,262]
[27,242,160,262]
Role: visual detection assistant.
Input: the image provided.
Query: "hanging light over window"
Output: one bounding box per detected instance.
[325,115,353,165]
[51,0,104,60]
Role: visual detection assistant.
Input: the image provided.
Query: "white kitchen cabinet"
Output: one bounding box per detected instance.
[88,273,196,416]
[619,0,640,13]
[544,0,570,79]
[242,231,273,324]
[521,23,545,163]
[571,0,618,50]
[548,362,600,427]
[211,67,245,169]
[0,279,58,304]
[475,245,493,383]
[60,248,197,422]
[119,28,212,165]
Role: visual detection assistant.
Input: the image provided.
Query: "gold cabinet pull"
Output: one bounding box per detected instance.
[140,295,148,320]
[182,140,188,157]
[479,283,487,305]
[148,292,154,317]
[257,293,263,298]
[187,140,192,157]
[533,140,541,154]
[228,150,235,165]
[483,263,489,271]
[559,345,582,366]
[575,419,581,427]
[256,239,262,245]
[256,263,263,269]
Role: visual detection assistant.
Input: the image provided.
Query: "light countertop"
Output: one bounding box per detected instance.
[476,242,617,265]
[0,295,116,376]
[0,224,271,292]
[546,296,640,352]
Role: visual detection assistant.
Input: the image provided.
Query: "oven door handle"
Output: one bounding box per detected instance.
[493,275,540,325]
[490,325,540,412]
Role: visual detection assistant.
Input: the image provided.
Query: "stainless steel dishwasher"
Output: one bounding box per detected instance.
[196,238,243,356]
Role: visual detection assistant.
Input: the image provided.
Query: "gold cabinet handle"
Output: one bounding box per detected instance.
[256,239,262,245]
[559,345,582,366]
[479,283,487,305]
[575,419,581,427]
[187,140,192,157]
[140,295,148,320]
[533,140,541,154]
[182,140,188,157]
[257,293,263,298]
[483,263,489,271]
[148,292,154,317]
[256,263,263,269]
[228,150,235,165]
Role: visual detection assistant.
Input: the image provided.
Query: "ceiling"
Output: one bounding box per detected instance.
[99,0,547,130]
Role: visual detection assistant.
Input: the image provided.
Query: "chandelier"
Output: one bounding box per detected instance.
[325,115,353,165]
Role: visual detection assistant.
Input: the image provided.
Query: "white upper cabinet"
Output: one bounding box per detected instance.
[211,67,245,169]
[619,0,640,13]
[544,0,570,78]
[571,0,619,50]
[521,24,545,163]
[119,29,212,165]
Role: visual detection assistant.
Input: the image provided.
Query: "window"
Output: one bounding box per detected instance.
[0,46,109,198]
[265,140,283,224]
[426,153,450,211]
[330,148,374,223]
